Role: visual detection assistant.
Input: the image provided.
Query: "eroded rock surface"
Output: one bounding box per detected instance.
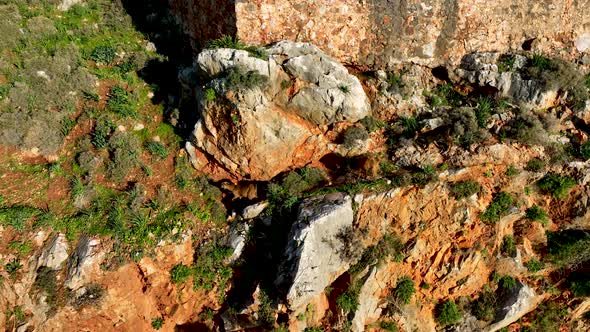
[191,41,370,180]
[275,192,355,314]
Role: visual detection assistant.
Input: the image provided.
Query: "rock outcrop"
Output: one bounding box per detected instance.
[190,41,370,180]
[170,0,590,67]
[37,233,69,270]
[275,192,355,315]
[487,282,542,332]
[457,52,558,109]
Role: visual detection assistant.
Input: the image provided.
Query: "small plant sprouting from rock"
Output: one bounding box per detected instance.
[398,116,420,138]
[499,275,518,291]
[475,96,493,128]
[226,67,269,90]
[525,205,549,225]
[537,173,576,200]
[151,317,164,330]
[526,259,544,272]
[436,300,462,326]
[204,87,216,102]
[497,54,515,73]
[450,180,481,200]
[480,192,513,223]
[505,165,519,177]
[501,235,517,257]
[380,321,399,332]
[338,85,350,93]
[525,158,545,172]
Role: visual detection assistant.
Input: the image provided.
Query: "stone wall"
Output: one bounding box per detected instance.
[169,0,590,68]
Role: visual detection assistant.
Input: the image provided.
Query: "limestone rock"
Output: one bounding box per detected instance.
[487,281,540,332]
[275,193,355,314]
[58,0,84,11]
[457,53,557,109]
[241,201,268,220]
[191,41,370,180]
[65,237,105,289]
[226,222,250,264]
[351,266,385,332]
[37,234,69,270]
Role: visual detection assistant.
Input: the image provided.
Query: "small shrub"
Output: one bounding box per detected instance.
[151,317,164,330]
[445,107,489,148]
[395,276,416,304]
[5,258,22,277]
[475,96,493,128]
[90,45,117,64]
[569,272,590,297]
[498,54,516,73]
[505,165,519,177]
[502,111,547,146]
[428,84,464,107]
[580,141,590,160]
[380,321,398,332]
[450,180,481,199]
[72,284,104,309]
[537,173,576,200]
[398,116,419,138]
[336,289,359,314]
[92,117,114,149]
[530,54,553,71]
[107,85,137,117]
[411,165,437,186]
[526,259,544,272]
[501,235,517,257]
[525,205,549,225]
[107,132,141,182]
[436,300,462,326]
[192,243,233,300]
[204,87,216,102]
[480,192,513,223]
[348,234,404,276]
[145,141,168,159]
[525,158,545,172]
[342,126,369,148]
[546,230,590,267]
[471,288,497,322]
[0,205,41,231]
[226,67,268,90]
[8,241,32,255]
[529,301,567,332]
[207,35,267,59]
[359,116,386,133]
[499,276,518,291]
[170,264,191,284]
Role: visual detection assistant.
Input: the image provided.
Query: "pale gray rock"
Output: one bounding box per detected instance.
[37,233,69,270]
[275,192,355,313]
[457,53,557,109]
[58,0,84,11]
[65,236,104,289]
[226,222,250,264]
[487,281,539,332]
[241,201,268,220]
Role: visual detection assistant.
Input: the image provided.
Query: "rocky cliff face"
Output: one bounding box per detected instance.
[169,0,590,67]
